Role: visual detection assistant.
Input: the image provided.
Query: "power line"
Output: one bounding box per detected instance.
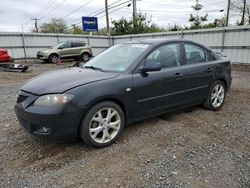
[92,0,132,17]
[41,0,67,21]
[123,8,191,14]
[37,0,57,18]
[23,0,57,27]
[98,3,131,19]
[61,0,94,19]
[141,0,225,7]
[120,6,224,15]
[89,0,122,16]
[72,0,132,26]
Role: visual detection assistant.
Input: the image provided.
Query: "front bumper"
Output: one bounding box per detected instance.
[14,90,83,141]
[37,52,48,60]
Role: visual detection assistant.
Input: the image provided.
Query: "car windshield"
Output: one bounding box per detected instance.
[83,43,149,72]
[52,42,65,49]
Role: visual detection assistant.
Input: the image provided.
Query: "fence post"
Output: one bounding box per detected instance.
[87,36,90,45]
[221,28,226,52]
[109,35,113,47]
[21,32,27,62]
[56,34,60,43]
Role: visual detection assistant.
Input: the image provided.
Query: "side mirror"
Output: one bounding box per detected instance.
[58,46,63,50]
[140,61,161,73]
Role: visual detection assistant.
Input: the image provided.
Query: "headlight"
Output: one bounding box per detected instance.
[34,94,74,106]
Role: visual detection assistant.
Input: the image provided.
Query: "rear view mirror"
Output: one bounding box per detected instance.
[140,62,161,73]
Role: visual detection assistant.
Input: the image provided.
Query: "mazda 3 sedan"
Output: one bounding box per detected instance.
[15,39,232,147]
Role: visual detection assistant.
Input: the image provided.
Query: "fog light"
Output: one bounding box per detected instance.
[37,126,49,133]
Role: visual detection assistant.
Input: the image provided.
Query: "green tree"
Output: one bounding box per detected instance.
[231,0,250,25]
[189,0,208,29]
[111,13,165,35]
[68,26,88,35]
[169,24,182,31]
[39,18,68,33]
[214,16,227,27]
[111,17,133,35]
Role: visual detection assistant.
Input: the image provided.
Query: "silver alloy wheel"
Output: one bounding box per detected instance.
[211,83,225,108]
[82,54,89,62]
[89,107,121,144]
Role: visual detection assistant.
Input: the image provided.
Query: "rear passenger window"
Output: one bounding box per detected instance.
[146,43,180,68]
[72,42,86,47]
[184,43,208,64]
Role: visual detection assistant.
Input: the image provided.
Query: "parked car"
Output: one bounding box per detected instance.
[15,39,232,148]
[0,48,10,62]
[37,41,92,63]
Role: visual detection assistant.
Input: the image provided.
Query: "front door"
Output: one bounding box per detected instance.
[132,42,188,118]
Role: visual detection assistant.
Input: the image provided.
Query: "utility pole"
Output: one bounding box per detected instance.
[105,0,110,35]
[132,0,137,28]
[226,0,231,27]
[241,0,246,25]
[31,18,40,33]
[196,0,199,17]
[72,24,76,34]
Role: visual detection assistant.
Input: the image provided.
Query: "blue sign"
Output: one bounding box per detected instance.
[82,17,98,32]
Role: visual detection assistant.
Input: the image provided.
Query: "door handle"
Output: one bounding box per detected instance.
[206,67,213,73]
[173,72,184,78]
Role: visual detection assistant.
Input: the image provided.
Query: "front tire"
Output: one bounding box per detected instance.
[80,101,125,148]
[49,54,59,63]
[203,80,226,111]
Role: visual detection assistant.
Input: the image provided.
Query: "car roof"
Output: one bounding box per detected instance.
[60,41,85,43]
[123,38,184,44]
[123,38,211,51]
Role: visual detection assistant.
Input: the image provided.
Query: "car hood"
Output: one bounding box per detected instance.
[21,67,119,95]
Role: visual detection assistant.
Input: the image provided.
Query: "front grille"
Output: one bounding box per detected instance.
[17,95,29,103]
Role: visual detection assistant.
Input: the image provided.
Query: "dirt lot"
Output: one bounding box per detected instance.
[0,62,249,188]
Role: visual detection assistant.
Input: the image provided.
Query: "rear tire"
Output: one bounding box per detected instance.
[203,80,226,111]
[80,101,125,148]
[81,52,90,62]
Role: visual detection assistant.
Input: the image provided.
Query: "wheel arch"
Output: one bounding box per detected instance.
[218,78,228,91]
[48,53,59,60]
[77,97,128,136]
[49,53,59,57]
[80,51,91,57]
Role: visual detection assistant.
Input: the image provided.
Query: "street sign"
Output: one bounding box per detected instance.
[82,17,98,32]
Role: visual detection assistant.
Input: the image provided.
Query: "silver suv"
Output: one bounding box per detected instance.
[37,41,93,63]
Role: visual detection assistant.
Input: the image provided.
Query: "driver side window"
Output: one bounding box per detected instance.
[146,43,180,68]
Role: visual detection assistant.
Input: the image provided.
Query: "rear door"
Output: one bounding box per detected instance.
[132,42,189,118]
[180,42,214,104]
[71,42,86,56]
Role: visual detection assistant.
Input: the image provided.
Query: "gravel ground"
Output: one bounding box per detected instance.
[0,62,249,188]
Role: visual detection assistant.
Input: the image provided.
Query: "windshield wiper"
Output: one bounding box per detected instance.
[83,66,104,72]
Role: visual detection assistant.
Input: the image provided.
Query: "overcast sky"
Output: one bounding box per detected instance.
[0,0,230,32]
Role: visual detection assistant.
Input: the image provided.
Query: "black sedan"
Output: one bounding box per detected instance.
[15,39,232,147]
